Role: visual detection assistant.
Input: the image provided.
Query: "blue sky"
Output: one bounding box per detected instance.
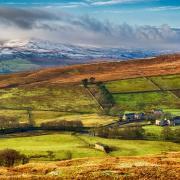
[0,0,180,49]
[0,0,180,27]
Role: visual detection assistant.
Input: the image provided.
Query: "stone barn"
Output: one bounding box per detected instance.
[94,143,110,153]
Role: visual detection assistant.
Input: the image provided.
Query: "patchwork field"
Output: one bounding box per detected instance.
[0,133,180,162]
[0,73,179,126]
[104,74,180,112]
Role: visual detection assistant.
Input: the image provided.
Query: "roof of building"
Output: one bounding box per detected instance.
[173,116,180,121]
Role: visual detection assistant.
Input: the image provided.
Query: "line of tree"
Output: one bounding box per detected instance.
[90,126,145,140]
[81,77,96,88]
[96,82,115,109]
[41,120,83,130]
[161,127,180,143]
[90,126,180,142]
[0,116,20,130]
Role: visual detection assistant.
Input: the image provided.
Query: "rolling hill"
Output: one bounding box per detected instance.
[0,54,179,88]
[0,39,175,73]
[0,54,179,127]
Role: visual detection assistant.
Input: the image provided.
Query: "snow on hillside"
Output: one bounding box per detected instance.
[0,39,177,73]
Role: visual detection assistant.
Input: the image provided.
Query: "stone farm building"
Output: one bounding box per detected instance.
[94,143,110,153]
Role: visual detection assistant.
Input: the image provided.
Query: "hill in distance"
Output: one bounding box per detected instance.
[0,39,177,73]
[0,54,179,88]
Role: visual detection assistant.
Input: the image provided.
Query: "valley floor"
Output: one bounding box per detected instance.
[0,132,180,161]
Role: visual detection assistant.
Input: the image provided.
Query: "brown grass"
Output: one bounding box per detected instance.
[0,152,179,179]
[0,54,180,88]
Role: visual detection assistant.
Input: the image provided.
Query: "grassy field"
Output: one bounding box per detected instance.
[105,74,180,113]
[0,110,116,127]
[113,91,180,111]
[105,77,159,93]
[143,125,180,137]
[163,108,180,116]
[150,74,180,90]
[0,109,29,124]
[0,84,100,113]
[105,74,180,93]
[34,113,117,127]
[0,133,179,161]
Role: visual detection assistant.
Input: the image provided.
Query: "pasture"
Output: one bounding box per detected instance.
[0,85,100,113]
[105,74,180,93]
[0,133,179,161]
[150,74,180,90]
[0,110,116,127]
[105,77,159,93]
[113,91,180,111]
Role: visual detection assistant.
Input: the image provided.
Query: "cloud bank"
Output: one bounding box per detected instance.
[0,7,180,50]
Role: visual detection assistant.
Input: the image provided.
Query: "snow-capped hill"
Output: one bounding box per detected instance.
[0,39,177,73]
[2,39,29,48]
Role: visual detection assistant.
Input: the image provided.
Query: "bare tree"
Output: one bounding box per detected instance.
[0,149,29,167]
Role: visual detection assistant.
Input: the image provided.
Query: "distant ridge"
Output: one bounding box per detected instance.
[0,54,179,88]
[0,39,177,73]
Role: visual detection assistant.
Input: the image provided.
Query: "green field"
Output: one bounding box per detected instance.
[105,74,180,113]
[105,74,180,93]
[0,85,100,113]
[150,74,180,90]
[113,91,180,111]
[0,133,179,161]
[143,125,180,137]
[105,77,159,93]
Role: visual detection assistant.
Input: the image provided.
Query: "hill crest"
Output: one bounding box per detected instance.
[0,54,179,88]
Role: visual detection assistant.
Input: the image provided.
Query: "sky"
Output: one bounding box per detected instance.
[0,0,180,49]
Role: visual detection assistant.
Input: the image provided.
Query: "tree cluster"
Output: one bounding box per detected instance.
[0,149,29,167]
[0,116,20,130]
[97,83,115,109]
[81,77,96,88]
[91,126,145,140]
[161,127,180,142]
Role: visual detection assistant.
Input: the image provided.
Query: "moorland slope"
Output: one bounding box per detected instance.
[0,54,179,88]
[0,152,179,179]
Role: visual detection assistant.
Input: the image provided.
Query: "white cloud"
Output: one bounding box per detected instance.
[0,7,180,50]
[148,6,180,11]
[87,0,145,5]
